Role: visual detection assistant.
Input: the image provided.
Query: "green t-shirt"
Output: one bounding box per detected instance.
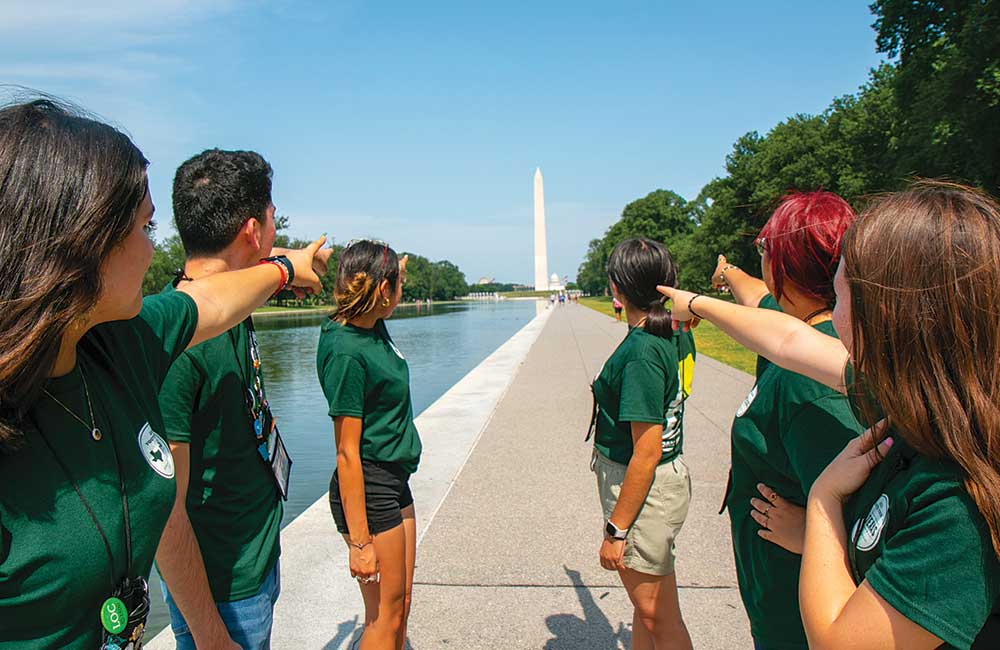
[592,326,696,465]
[844,438,999,649]
[156,284,282,602]
[316,319,422,475]
[0,292,198,650]
[726,314,862,649]
[754,294,782,378]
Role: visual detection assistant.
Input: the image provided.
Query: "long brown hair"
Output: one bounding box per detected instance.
[842,180,1000,556]
[0,98,149,451]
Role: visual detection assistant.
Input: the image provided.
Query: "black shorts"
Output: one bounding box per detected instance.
[329,459,413,535]
[613,307,623,314]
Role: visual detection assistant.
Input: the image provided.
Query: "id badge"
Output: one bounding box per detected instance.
[100,576,149,650]
[268,424,292,500]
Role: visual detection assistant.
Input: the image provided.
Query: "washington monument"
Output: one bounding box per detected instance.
[533,167,549,291]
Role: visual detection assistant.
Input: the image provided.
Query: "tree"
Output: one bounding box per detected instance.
[575,190,696,295]
[143,235,186,296]
[871,0,1000,192]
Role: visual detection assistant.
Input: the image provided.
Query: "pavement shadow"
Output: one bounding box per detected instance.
[543,567,631,650]
[322,618,414,650]
[322,617,361,650]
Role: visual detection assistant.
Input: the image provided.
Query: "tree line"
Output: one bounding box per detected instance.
[577,0,1000,295]
[143,218,469,303]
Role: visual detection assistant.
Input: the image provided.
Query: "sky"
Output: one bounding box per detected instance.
[1,1,887,285]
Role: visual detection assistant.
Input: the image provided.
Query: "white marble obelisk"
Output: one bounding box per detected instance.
[533,167,549,291]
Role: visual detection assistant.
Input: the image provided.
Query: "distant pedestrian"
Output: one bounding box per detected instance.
[588,237,696,650]
[318,240,419,650]
[612,296,623,321]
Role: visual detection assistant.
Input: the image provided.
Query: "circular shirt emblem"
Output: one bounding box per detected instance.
[137,423,174,479]
[735,385,758,418]
[852,493,889,552]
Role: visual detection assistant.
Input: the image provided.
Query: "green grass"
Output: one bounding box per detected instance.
[254,305,332,313]
[579,296,756,375]
[498,290,561,298]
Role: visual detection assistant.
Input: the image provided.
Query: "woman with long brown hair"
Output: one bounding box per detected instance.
[0,98,327,649]
[658,181,1000,649]
[317,240,418,650]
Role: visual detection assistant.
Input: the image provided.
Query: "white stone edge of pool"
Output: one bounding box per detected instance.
[147,301,554,650]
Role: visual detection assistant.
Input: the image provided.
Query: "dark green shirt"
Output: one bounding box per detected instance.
[754,294,781,378]
[592,326,696,465]
[844,438,999,649]
[317,319,422,475]
[0,292,198,650]
[726,297,862,649]
[156,284,282,602]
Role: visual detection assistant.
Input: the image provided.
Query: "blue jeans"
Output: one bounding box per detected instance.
[161,559,280,650]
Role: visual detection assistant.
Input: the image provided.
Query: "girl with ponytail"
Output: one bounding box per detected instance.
[590,237,696,649]
[659,181,1000,649]
[316,240,420,650]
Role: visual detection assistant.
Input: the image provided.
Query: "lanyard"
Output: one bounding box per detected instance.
[228,317,268,442]
[32,408,132,592]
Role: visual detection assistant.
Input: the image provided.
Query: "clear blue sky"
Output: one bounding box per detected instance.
[1,1,886,285]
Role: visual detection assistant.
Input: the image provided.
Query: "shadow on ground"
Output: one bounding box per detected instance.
[543,567,631,650]
[323,617,414,650]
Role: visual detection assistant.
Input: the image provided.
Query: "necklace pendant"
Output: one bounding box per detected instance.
[91,428,103,441]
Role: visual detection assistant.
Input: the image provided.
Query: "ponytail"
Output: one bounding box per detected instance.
[607,237,678,340]
[331,240,400,323]
[643,298,674,338]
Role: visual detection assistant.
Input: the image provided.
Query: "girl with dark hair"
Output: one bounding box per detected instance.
[659,181,1000,649]
[0,99,327,649]
[711,191,863,650]
[317,240,418,650]
[590,237,696,649]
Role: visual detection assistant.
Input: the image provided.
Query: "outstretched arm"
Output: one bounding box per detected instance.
[179,237,327,348]
[711,254,769,307]
[657,286,849,392]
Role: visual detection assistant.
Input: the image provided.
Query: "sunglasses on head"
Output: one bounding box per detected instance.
[345,238,391,268]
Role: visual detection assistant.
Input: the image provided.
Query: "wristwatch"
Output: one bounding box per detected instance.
[605,520,628,540]
[260,255,295,291]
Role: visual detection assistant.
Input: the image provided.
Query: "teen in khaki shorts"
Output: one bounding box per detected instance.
[589,238,696,649]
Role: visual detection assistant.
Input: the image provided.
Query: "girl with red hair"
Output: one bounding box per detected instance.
[711,191,863,650]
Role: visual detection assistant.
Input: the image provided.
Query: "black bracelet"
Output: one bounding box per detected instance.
[262,255,295,289]
[688,294,705,320]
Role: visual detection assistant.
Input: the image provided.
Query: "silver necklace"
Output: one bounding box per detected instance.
[42,366,102,441]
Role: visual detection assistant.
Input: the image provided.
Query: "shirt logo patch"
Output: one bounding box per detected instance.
[852,493,889,552]
[388,340,406,360]
[735,385,758,418]
[137,423,174,479]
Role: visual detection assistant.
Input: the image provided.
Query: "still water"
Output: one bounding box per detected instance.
[147,299,542,637]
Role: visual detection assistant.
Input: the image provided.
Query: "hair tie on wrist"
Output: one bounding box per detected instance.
[688,294,705,320]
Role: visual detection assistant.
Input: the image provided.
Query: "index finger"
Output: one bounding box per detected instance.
[306,235,327,254]
[656,285,676,299]
[857,419,889,454]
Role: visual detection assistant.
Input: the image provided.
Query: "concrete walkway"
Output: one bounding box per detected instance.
[148,302,756,649]
[406,303,754,649]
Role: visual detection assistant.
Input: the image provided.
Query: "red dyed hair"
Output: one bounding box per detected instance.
[758,191,856,305]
